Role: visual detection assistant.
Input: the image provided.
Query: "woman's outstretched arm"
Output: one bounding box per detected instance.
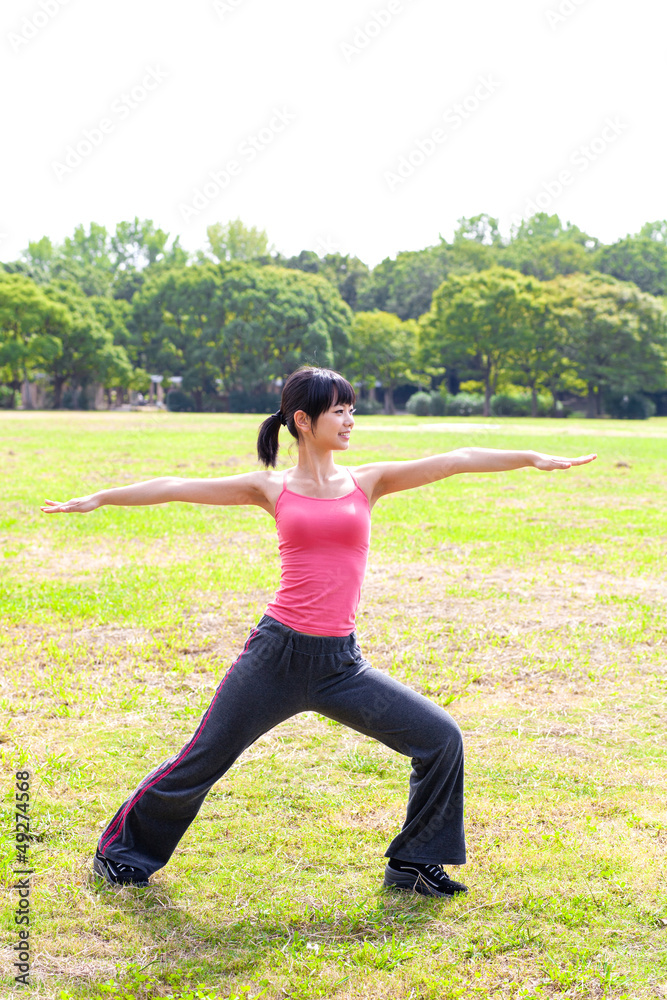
[360,447,597,502]
[40,471,272,514]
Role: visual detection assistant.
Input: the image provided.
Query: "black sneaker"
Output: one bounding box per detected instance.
[93,849,150,886]
[384,858,468,897]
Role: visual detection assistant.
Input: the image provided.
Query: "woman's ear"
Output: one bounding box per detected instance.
[293,409,310,434]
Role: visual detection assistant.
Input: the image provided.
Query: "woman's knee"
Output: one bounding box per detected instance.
[434,712,464,759]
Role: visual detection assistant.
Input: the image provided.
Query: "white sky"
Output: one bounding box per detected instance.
[2,0,665,269]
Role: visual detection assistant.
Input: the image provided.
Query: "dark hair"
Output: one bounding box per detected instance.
[257,366,356,468]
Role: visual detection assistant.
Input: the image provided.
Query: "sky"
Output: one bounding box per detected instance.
[2,0,665,270]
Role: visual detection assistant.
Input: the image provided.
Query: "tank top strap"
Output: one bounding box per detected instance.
[347,469,361,491]
[347,468,372,510]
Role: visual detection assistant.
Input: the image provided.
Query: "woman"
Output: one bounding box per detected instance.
[41,366,596,898]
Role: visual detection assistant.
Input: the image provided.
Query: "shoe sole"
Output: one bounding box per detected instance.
[383,867,467,898]
[93,854,149,887]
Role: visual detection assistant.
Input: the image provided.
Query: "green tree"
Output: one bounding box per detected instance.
[356,244,452,320]
[43,281,134,407]
[550,273,667,417]
[214,264,352,392]
[499,213,598,279]
[448,215,504,275]
[11,236,58,284]
[272,249,320,273]
[6,219,187,302]
[58,222,116,296]
[348,310,417,414]
[516,240,593,281]
[89,295,140,404]
[111,218,188,302]
[207,219,271,262]
[453,213,504,248]
[0,274,66,407]
[421,268,539,416]
[111,218,172,270]
[448,238,497,275]
[593,221,667,297]
[505,279,574,415]
[507,212,595,248]
[272,251,370,311]
[318,253,370,311]
[132,263,222,410]
[132,262,352,409]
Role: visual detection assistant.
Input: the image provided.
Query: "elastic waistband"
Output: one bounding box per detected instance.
[257,614,356,654]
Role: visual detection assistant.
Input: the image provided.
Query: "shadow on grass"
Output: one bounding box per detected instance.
[85,866,449,983]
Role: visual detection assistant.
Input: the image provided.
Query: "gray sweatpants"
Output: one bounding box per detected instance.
[98,614,466,875]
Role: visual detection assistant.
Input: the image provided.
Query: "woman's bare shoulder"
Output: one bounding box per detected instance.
[241,467,289,516]
[347,464,383,508]
[255,467,285,498]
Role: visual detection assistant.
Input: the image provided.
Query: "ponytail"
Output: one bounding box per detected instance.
[257,410,285,468]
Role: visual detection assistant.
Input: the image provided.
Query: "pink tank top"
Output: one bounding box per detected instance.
[264,470,371,636]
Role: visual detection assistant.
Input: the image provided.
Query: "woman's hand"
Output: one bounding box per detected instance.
[40,495,101,514]
[531,451,597,471]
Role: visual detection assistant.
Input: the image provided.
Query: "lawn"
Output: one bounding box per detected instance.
[1,410,666,1000]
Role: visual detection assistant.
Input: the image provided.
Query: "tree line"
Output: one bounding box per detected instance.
[1,213,666,417]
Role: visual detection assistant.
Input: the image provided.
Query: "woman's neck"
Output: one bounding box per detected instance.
[292,448,340,486]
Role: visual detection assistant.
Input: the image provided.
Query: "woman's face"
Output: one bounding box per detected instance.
[297,397,356,450]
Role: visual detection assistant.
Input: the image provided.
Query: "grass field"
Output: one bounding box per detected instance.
[1,410,666,1000]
